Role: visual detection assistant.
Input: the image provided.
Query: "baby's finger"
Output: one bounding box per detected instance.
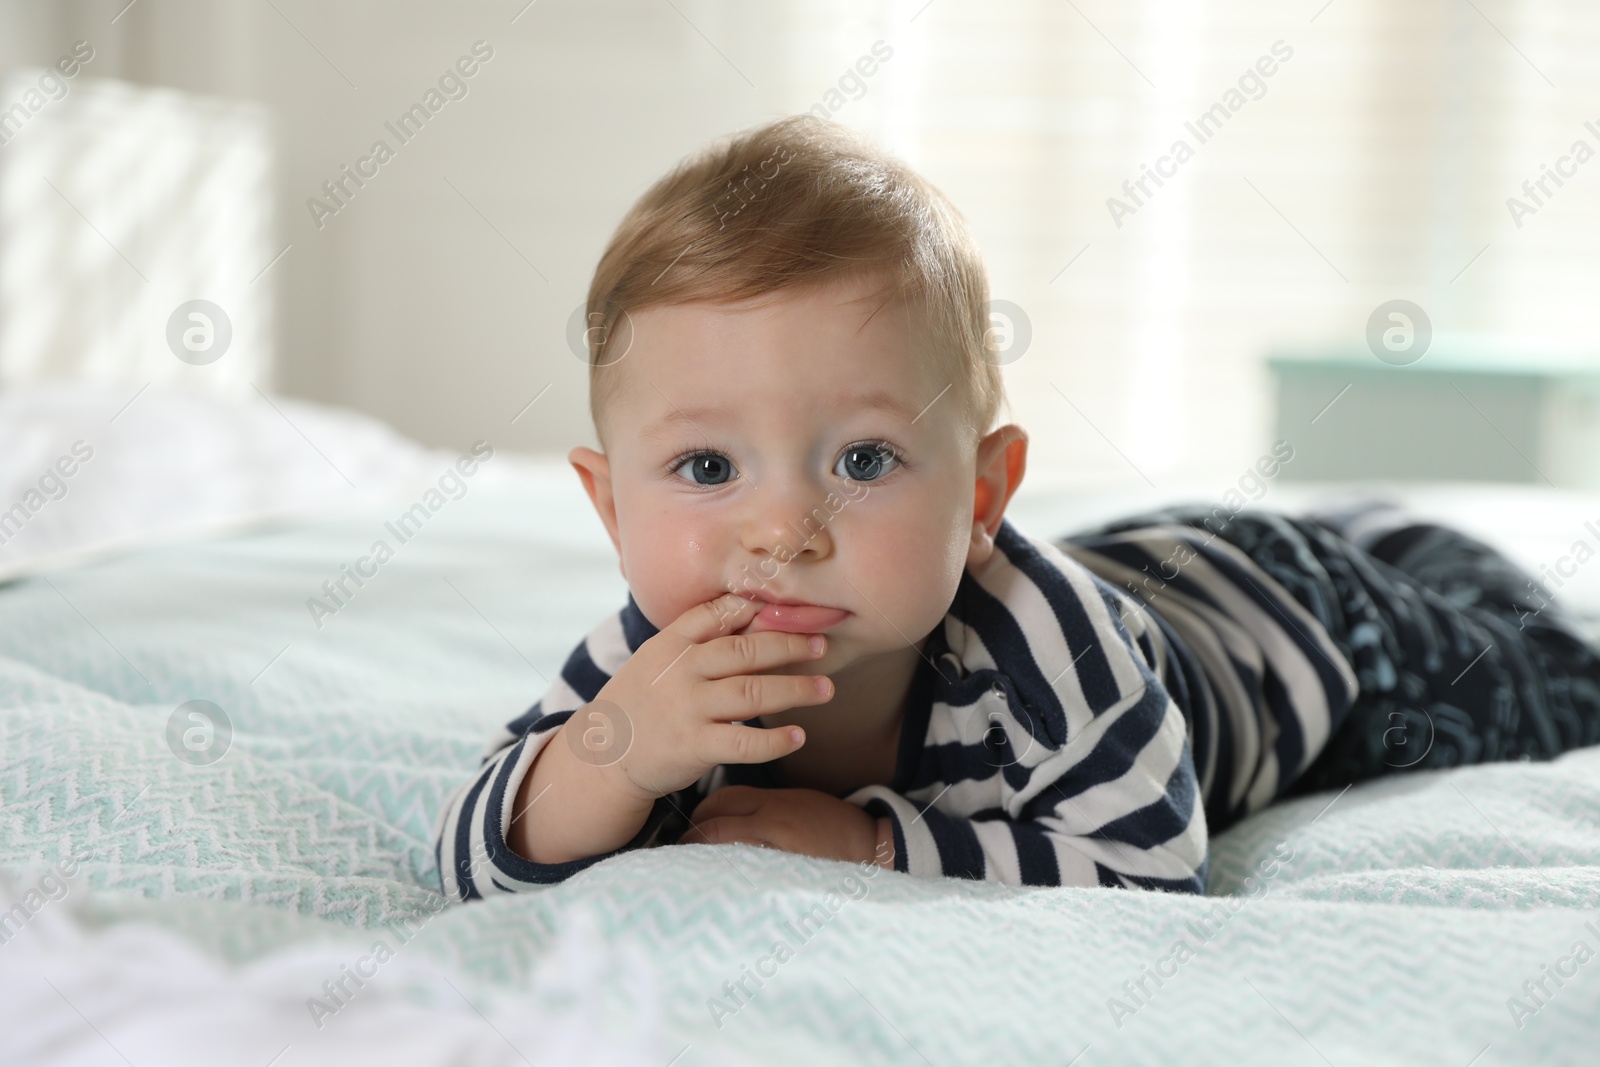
[696,630,826,680]
[699,673,833,722]
[697,721,806,766]
[670,592,761,645]
[686,816,770,850]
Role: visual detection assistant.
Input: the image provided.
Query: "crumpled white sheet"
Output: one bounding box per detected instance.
[0,868,699,1067]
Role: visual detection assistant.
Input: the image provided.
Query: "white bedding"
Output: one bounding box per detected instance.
[4,387,1600,1065]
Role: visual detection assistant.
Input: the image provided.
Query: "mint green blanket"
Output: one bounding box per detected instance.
[3,480,1598,1064]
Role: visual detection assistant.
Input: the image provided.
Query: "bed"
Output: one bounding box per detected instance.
[3,386,1598,1065]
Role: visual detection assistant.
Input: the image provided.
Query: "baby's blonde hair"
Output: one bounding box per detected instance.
[582,114,1004,445]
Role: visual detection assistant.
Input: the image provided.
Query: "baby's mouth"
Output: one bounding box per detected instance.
[736,597,850,634]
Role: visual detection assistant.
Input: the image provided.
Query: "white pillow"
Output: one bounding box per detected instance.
[0,383,494,581]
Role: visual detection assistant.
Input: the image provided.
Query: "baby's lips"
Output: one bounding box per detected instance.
[744,602,849,634]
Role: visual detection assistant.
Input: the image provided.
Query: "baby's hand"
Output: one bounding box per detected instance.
[687,785,894,867]
[589,592,834,802]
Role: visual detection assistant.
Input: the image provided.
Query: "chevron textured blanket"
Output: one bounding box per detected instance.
[3,474,1599,1065]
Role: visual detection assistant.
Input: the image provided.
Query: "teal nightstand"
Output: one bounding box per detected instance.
[1269,340,1600,490]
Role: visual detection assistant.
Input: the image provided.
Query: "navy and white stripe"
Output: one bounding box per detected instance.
[434,516,1356,900]
[1058,521,1359,835]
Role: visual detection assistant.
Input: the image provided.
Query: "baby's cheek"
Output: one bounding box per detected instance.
[622,526,724,628]
[858,516,966,631]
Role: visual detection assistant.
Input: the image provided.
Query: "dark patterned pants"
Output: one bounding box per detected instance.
[1073,505,1600,797]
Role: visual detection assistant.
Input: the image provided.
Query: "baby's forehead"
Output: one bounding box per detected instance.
[615,303,940,403]
[591,274,965,443]
[599,339,960,451]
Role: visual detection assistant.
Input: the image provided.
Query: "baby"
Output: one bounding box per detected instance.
[435,115,1600,900]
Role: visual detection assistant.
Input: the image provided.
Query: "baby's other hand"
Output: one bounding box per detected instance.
[687,785,894,867]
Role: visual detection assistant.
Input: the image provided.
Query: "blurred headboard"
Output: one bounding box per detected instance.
[0,70,275,397]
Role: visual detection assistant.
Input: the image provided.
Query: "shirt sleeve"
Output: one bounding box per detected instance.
[432,607,682,901]
[846,540,1209,894]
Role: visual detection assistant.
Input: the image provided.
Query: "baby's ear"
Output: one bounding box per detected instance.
[569,446,623,560]
[968,424,1028,566]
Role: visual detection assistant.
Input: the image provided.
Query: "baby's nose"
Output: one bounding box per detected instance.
[739,493,836,560]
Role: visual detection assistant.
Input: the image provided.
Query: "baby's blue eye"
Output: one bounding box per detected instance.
[673,451,737,486]
[835,443,900,482]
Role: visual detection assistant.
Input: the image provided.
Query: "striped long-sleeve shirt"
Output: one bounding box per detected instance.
[434,515,1355,900]
[1058,518,1358,838]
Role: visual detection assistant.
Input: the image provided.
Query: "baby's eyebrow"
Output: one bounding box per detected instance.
[639,390,920,438]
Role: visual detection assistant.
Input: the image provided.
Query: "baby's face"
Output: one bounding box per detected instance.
[574,272,996,674]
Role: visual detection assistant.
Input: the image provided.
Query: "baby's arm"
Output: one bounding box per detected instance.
[507,712,657,863]
[434,702,655,899]
[435,593,834,899]
[847,678,1207,892]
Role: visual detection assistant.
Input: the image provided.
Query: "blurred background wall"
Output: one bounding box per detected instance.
[3,0,1599,490]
